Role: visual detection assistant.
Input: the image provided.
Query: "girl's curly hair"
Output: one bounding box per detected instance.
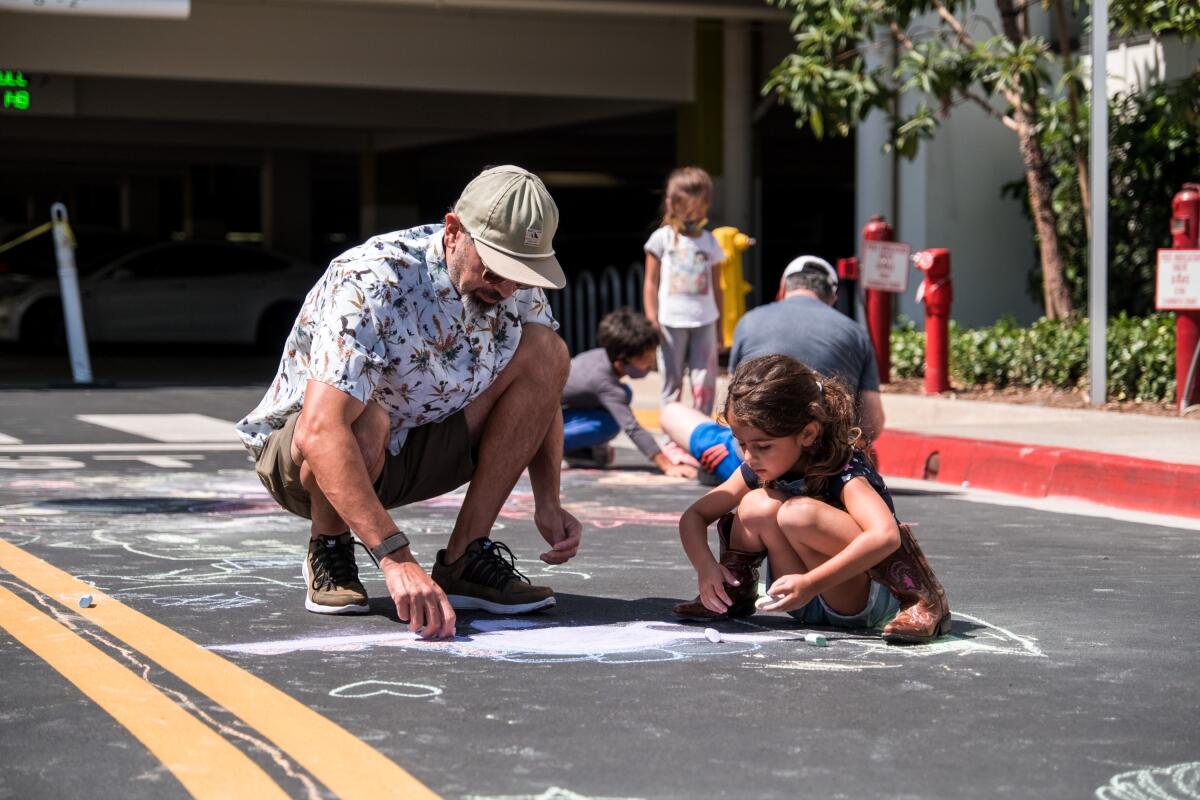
[722,354,861,498]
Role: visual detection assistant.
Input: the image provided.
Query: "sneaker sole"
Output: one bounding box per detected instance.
[302,559,369,615]
[445,594,556,614]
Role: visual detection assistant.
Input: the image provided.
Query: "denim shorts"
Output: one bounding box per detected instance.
[763,561,900,630]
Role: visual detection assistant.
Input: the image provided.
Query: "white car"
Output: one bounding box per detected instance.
[0,240,320,350]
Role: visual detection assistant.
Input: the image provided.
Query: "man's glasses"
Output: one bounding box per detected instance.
[482,265,535,291]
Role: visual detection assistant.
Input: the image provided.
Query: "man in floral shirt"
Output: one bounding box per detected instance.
[237,165,581,640]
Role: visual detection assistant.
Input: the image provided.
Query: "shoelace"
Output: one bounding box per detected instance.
[463,539,531,590]
[309,537,366,589]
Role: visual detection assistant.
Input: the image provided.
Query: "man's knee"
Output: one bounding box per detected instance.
[515,324,569,389]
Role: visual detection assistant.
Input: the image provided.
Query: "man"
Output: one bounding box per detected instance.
[236,165,582,641]
[662,255,884,480]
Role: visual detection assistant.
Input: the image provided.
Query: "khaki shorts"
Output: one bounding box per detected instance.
[254,410,475,520]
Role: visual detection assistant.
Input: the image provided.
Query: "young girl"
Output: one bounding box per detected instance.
[673,354,951,643]
[643,166,725,415]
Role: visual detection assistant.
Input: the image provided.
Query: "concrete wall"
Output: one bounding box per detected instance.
[0,1,694,102]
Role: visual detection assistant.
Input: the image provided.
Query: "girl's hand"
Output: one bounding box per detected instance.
[698,562,740,614]
[764,573,815,613]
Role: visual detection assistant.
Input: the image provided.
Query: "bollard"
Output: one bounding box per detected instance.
[914,249,952,394]
[863,215,894,384]
[1170,184,1200,410]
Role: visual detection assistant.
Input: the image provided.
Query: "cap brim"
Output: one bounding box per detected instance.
[474,239,565,290]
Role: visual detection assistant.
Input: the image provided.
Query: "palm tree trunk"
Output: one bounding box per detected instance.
[1016,108,1075,319]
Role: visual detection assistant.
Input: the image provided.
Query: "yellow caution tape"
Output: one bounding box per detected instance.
[0,221,53,256]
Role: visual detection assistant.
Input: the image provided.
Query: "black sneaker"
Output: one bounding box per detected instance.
[564,444,613,469]
[432,538,555,614]
[302,533,369,614]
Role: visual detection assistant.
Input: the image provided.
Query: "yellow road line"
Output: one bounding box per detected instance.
[0,584,290,800]
[0,540,440,800]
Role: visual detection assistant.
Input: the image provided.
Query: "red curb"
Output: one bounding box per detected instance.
[874,429,1200,518]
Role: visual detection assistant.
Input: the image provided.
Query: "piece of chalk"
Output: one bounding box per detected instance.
[79,595,93,609]
[754,595,780,610]
[704,627,722,643]
[804,633,828,647]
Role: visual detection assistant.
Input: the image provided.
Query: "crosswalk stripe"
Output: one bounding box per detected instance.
[75,414,238,443]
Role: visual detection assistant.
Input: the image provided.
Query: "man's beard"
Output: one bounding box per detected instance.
[461,290,495,320]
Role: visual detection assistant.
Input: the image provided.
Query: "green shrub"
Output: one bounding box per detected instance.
[889,313,1177,402]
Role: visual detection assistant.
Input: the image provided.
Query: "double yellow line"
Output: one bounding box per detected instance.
[0,540,439,799]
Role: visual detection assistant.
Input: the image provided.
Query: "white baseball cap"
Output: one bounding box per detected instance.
[453,165,566,290]
[782,255,838,289]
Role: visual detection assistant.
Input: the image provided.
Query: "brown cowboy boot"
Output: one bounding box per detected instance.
[673,513,767,622]
[868,523,951,644]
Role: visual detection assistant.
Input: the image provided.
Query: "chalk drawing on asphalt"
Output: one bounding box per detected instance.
[329,680,443,700]
[1095,762,1200,800]
[209,612,1042,667]
[466,788,644,800]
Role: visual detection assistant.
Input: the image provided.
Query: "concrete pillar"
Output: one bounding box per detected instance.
[854,30,898,326]
[120,176,161,237]
[721,19,753,235]
[261,150,312,260]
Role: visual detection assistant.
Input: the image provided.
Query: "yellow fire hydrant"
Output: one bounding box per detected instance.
[712,226,755,349]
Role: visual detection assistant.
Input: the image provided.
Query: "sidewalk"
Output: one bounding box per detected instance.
[627,373,1200,518]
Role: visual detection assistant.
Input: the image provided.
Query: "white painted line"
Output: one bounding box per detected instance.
[94,455,205,469]
[0,443,244,454]
[0,433,22,445]
[76,413,237,443]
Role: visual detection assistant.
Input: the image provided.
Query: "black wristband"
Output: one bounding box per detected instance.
[369,531,411,562]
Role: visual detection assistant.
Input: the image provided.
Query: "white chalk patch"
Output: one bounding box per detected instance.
[465,788,644,800]
[704,628,722,643]
[1094,761,1200,800]
[329,681,442,700]
[0,432,22,444]
[757,660,901,673]
[76,413,238,443]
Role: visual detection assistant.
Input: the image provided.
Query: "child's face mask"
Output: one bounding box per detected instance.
[674,216,708,235]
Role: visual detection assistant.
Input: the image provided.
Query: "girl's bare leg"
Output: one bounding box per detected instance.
[737,489,871,615]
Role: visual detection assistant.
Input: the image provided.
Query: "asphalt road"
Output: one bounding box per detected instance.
[0,387,1197,800]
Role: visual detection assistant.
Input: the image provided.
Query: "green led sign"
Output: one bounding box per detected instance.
[1,70,31,111]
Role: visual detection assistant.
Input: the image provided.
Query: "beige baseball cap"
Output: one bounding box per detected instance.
[453,165,566,290]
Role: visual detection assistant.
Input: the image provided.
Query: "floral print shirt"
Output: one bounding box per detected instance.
[236,224,557,457]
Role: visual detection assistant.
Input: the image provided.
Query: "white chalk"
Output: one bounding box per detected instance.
[804,633,828,647]
[703,628,722,643]
[79,595,93,609]
[961,480,971,488]
[755,595,781,610]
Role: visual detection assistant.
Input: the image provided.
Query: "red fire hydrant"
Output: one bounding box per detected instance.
[914,249,952,394]
[1171,183,1200,408]
[863,215,894,384]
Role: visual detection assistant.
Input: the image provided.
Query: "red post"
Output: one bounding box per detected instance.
[914,249,952,394]
[863,215,894,384]
[1171,183,1200,408]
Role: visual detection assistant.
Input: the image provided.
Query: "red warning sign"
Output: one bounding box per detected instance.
[861,240,912,293]
[1156,249,1200,310]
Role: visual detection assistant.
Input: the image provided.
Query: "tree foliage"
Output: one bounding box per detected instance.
[1006,72,1200,315]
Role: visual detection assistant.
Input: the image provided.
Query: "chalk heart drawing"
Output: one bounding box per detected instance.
[329,680,442,700]
[210,613,1042,668]
[1095,762,1200,800]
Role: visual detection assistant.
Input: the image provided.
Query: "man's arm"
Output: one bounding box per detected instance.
[294,380,456,639]
[526,404,582,564]
[857,389,885,443]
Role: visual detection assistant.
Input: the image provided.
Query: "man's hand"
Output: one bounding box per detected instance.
[380,552,456,639]
[534,504,582,564]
